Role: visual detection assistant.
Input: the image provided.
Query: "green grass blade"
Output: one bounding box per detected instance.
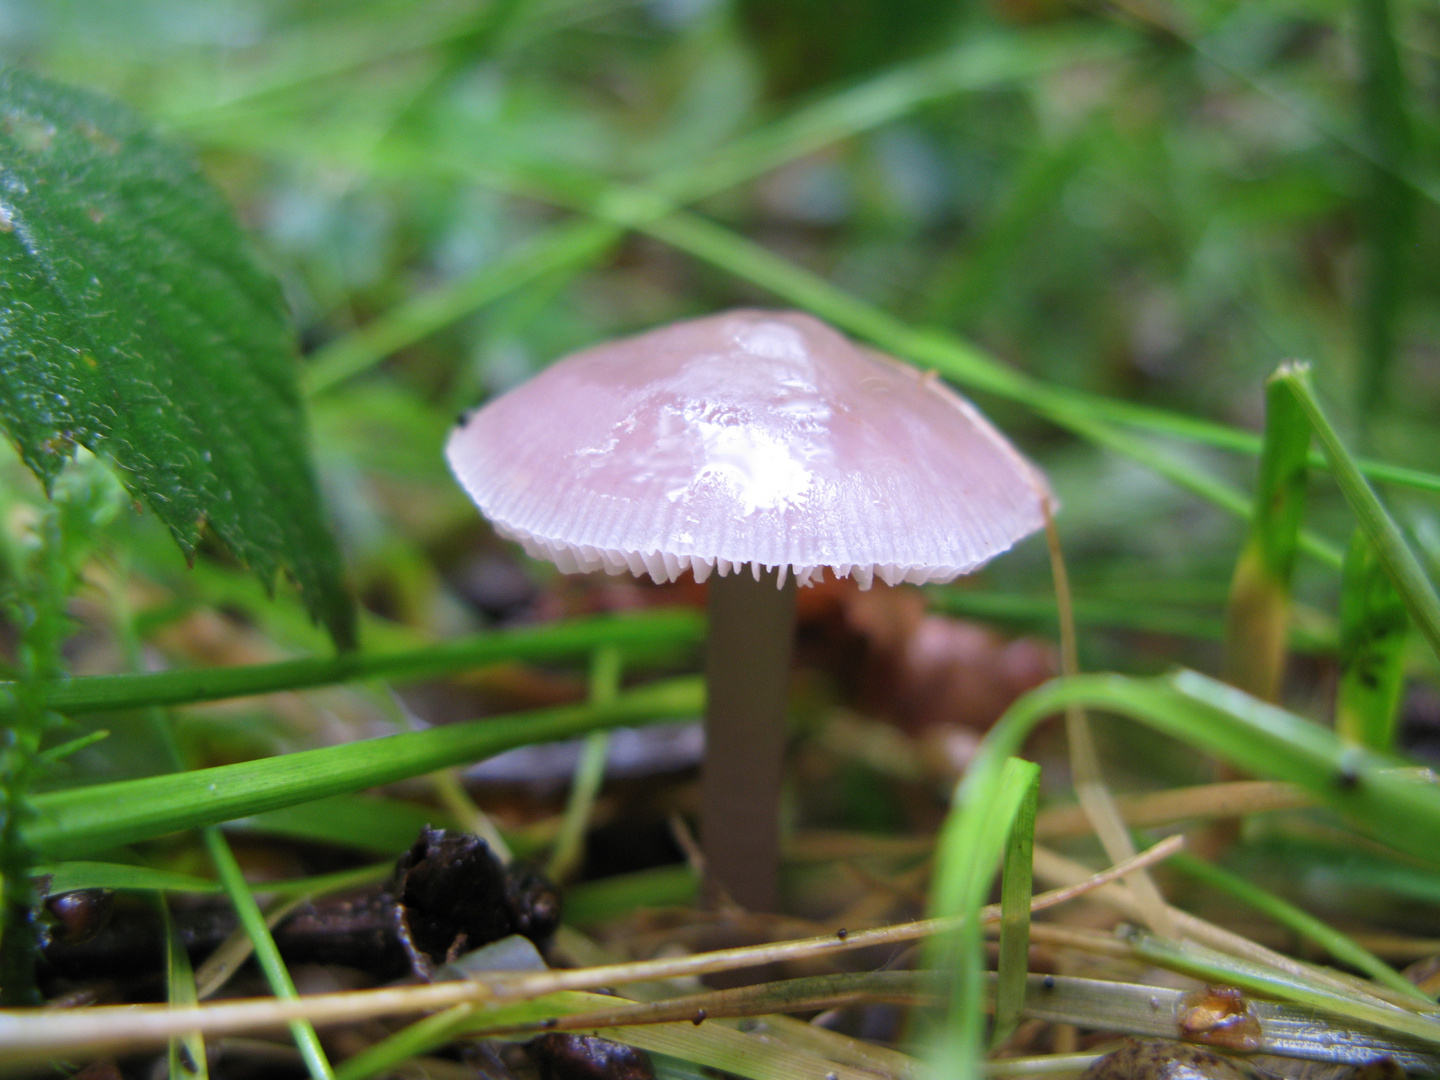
[661,27,1128,208]
[563,865,700,927]
[926,757,1041,1080]
[0,608,703,720]
[1167,849,1426,1003]
[1125,930,1440,1046]
[159,3,484,125]
[332,1002,478,1080]
[24,677,703,860]
[931,588,1228,641]
[305,218,618,395]
[547,645,622,883]
[932,666,1440,1063]
[996,669,1440,867]
[1224,370,1313,700]
[930,587,1337,652]
[1274,364,1440,661]
[593,1022,885,1080]
[233,794,461,855]
[36,729,111,766]
[991,764,1040,1050]
[36,861,220,894]
[160,897,208,1080]
[342,982,905,1080]
[204,829,334,1080]
[303,27,1130,396]
[922,126,1092,327]
[1337,528,1411,750]
[1354,0,1415,427]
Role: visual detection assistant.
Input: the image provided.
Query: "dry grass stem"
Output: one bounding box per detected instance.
[0,837,1184,1065]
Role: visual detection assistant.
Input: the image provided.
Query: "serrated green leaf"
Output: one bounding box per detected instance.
[0,68,354,647]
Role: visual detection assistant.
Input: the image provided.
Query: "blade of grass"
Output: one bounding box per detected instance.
[930,589,1233,642]
[0,839,1182,1065]
[24,676,704,860]
[158,3,488,125]
[36,862,220,894]
[347,984,909,1080]
[943,666,1440,1075]
[1030,843,1394,1011]
[0,607,702,720]
[233,793,462,856]
[926,756,1041,1080]
[160,896,208,1080]
[547,645,622,882]
[992,765,1039,1050]
[1125,929,1440,1046]
[368,966,1440,1076]
[305,219,618,394]
[1274,363,1440,660]
[470,976,933,1037]
[1166,849,1427,1003]
[586,1020,889,1080]
[1044,502,1176,937]
[193,893,314,1003]
[563,864,699,926]
[1353,0,1415,429]
[203,828,335,1080]
[1022,971,1440,1069]
[749,1015,923,1080]
[999,669,1440,868]
[923,126,1093,324]
[1336,527,1411,750]
[1224,369,1312,700]
[36,729,111,765]
[302,27,1132,395]
[333,1002,479,1080]
[1230,835,1440,909]
[1032,781,1315,839]
[427,766,513,864]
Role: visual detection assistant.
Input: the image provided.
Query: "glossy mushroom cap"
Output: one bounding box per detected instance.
[446,310,1048,589]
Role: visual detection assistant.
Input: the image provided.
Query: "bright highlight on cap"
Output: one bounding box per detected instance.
[446,309,1049,589]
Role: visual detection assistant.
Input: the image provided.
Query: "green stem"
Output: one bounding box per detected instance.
[1276,365,1440,661]
[0,509,68,1005]
[546,646,623,883]
[204,829,335,1080]
[25,678,704,861]
[0,608,702,721]
[1223,371,1312,701]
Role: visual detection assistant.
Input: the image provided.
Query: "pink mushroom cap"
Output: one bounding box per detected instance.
[446,309,1049,589]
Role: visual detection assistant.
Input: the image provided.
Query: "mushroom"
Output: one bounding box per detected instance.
[446,309,1048,910]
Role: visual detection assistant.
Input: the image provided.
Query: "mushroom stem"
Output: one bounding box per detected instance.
[701,567,797,912]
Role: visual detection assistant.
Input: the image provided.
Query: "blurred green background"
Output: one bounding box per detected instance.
[2,0,1437,680]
